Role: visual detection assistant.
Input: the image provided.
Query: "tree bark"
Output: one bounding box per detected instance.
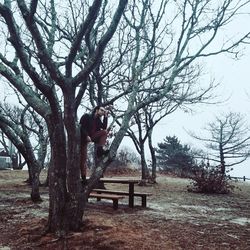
[139,143,150,185]
[148,131,157,183]
[219,142,225,175]
[46,90,85,233]
[46,116,69,234]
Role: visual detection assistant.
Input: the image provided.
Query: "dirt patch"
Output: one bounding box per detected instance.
[0,170,250,249]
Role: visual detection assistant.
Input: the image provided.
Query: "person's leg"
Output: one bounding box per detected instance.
[91,130,109,157]
[80,143,88,182]
[91,130,108,146]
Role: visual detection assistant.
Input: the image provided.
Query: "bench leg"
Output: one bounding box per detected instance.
[113,199,118,210]
[141,195,146,207]
[129,183,134,208]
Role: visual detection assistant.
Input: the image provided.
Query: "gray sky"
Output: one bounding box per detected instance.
[152,45,250,178]
[148,3,250,178]
[122,5,250,178]
[1,1,250,179]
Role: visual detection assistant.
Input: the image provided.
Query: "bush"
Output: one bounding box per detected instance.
[187,162,234,194]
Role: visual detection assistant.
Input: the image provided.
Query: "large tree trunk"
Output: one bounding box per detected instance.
[46,93,85,234]
[47,116,69,234]
[64,91,85,231]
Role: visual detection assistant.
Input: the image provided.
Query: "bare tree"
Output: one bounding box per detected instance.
[189,112,250,175]
[101,0,248,183]
[1,100,49,168]
[125,103,178,183]
[0,0,128,234]
[0,104,44,201]
[1,0,250,236]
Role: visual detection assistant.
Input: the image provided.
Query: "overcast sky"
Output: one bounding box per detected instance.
[152,45,250,179]
[1,1,249,179]
[122,4,250,179]
[152,2,250,179]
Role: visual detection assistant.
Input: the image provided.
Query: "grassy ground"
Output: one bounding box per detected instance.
[0,169,250,249]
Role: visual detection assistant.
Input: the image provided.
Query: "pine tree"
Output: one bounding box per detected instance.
[156,136,194,176]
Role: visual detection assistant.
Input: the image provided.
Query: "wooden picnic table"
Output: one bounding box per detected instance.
[98,178,140,208]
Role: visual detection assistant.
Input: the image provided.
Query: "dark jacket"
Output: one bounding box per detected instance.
[80,113,107,143]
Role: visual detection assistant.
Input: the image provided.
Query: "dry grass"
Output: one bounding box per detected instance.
[0,170,250,249]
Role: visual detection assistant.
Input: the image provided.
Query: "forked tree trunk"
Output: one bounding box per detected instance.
[46,109,84,233]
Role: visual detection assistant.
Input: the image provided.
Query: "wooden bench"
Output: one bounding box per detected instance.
[88,193,125,210]
[92,189,152,207]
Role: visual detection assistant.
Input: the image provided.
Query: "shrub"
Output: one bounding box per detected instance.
[187,162,234,194]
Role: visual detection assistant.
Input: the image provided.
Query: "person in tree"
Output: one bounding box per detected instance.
[79,106,109,183]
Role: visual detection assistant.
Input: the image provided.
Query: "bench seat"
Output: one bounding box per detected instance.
[92,189,152,207]
[88,193,125,210]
